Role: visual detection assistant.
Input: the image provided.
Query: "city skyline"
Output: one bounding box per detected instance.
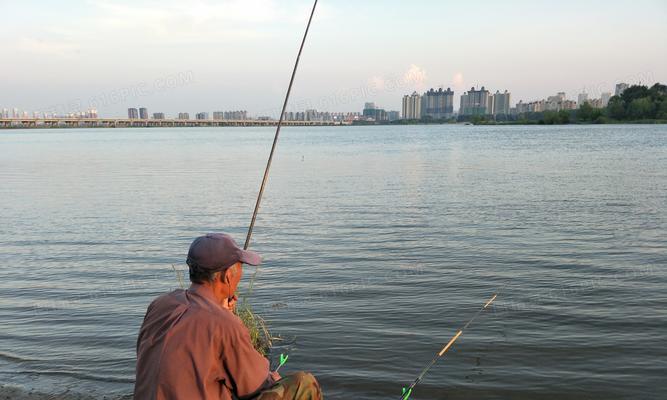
[1,0,665,117]
[0,79,645,121]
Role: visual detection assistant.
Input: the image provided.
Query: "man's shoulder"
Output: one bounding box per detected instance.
[148,289,187,310]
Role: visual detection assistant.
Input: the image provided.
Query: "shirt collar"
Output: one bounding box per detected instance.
[187,283,226,311]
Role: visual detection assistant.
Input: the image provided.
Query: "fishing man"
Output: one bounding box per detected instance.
[134,233,323,400]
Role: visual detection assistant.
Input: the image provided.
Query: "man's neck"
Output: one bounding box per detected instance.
[191,281,229,308]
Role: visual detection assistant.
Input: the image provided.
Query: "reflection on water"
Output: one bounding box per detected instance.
[0,125,665,399]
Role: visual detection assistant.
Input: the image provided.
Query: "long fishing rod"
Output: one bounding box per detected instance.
[399,291,500,400]
[243,0,318,251]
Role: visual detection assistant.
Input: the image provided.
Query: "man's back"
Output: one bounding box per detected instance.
[134,284,269,400]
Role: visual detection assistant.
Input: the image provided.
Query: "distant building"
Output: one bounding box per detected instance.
[600,92,612,107]
[615,83,629,96]
[402,91,422,119]
[306,109,318,121]
[422,88,455,119]
[213,111,225,120]
[589,98,605,109]
[178,112,190,120]
[545,92,573,111]
[153,113,165,119]
[492,90,511,116]
[128,108,139,119]
[196,112,209,120]
[362,103,388,122]
[513,99,546,114]
[139,107,149,119]
[387,111,400,121]
[223,111,248,120]
[459,86,492,116]
[577,93,589,108]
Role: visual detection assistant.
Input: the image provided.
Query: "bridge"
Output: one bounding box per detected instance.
[0,118,341,129]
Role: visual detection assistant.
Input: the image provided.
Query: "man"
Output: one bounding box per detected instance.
[134,233,323,400]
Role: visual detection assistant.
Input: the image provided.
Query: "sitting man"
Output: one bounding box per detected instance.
[134,233,322,400]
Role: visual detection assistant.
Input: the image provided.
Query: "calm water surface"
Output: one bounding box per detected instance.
[0,125,665,399]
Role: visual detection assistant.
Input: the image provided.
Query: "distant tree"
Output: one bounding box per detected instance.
[649,83,667,98]
[621,85,650,103]
[542,111,558,124]
[628,97,654,119]
[558,110,571,124]
[658,99,667,120]
[577,102,595,121]
[607,96,626,120]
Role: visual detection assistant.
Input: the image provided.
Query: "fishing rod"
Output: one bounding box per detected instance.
[243,0,318,251]
[399,291,500,400]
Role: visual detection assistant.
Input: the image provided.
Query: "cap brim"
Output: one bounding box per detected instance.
[239,249,262,266]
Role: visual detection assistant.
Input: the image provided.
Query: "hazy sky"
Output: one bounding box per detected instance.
[1,0,666,117]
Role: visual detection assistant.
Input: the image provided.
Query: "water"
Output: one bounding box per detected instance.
[0,124,665,399]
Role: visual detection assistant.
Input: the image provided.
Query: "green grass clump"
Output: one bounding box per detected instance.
[234,303,273,356]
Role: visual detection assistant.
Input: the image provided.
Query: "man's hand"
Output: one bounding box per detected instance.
[222,295,238,311]
[270,370,281,383]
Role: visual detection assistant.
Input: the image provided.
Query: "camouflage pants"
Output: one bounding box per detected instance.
[257,371,323,400]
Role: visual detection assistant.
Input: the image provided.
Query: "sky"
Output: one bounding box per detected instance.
[1,0,666,117]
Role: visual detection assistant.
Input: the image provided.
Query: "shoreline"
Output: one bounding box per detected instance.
[1,120,666,130]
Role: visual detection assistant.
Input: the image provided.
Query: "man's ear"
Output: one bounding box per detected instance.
[220,268,232,284]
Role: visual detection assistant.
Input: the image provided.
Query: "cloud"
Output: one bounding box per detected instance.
[368,76,385,91]
[452,72,465,91]
[402,64,427,91]
[87,0,293,43]
[16,37,79,57]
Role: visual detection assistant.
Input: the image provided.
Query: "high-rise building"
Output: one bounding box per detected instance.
[223,111,248,120]
[402,92,422,119]
[422,88,455,119]
[601,92,612,107]
[362,103,388,121]
[387,111,400,121]
[153,113,165,119]
[577,92,589,108]
[546,92,570,111]
[459,87,492,116]
[615,83,629,96]
[139,107,148,119]
[305,109,318,121]
[2,108,8,118]
[128,108,139,119]
[196,112,209,120]
[492,90,511,116]
[213,112,225,120]
[178,112,190,120]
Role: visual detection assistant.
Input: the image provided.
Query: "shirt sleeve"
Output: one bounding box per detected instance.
[222,319,270,399]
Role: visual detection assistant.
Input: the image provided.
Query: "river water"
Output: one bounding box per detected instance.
[0,124,665,399]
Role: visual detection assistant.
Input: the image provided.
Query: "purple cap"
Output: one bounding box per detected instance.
[187,233,262,272]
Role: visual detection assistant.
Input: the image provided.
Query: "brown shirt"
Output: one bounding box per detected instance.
[134,284,270,400]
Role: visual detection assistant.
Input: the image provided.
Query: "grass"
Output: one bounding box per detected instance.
[234,302,273,356]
